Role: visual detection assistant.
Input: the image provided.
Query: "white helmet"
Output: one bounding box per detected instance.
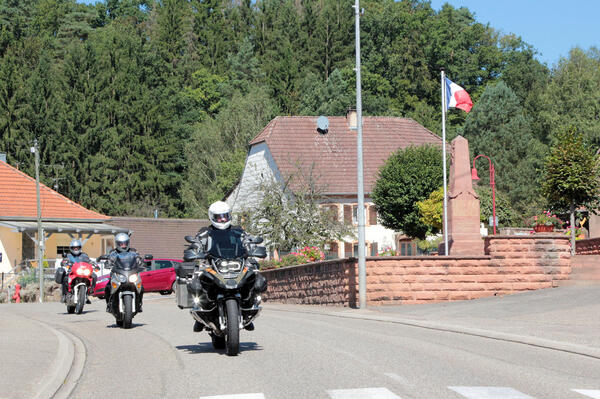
[208,201,232,230]
[115,232,130,253]
[69,239,82,256]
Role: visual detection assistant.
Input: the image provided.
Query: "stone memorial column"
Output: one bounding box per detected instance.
[447,136,484,255]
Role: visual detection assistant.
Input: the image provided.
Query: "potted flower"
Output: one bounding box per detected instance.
[528,211,562,232]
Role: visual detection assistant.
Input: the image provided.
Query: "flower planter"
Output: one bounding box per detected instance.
[533,224,554,233]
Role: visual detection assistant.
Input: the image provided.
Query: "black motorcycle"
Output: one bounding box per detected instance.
[104,252,144,329]
[176,229,267,356]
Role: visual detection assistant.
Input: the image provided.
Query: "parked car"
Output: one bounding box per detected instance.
[92,257,181,299]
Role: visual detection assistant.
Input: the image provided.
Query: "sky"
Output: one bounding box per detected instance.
[78,0,598,66]
[429,0,599,66]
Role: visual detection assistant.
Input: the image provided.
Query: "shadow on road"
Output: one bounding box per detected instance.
[176,342,262,355]
[57,309,99,315]
[106,322,147,329]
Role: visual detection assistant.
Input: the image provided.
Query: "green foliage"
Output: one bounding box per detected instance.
[474,186,521,227]
[18,269,37,287]
[372,145,443,239]
[0,0,597,220]
[462,81,546,218]
[241,172,354,253]
[542,127,600,211]
[416,187,443,232]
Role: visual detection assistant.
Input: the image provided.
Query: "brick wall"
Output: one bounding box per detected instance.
[575,237,600,255]
[262,235,571,307]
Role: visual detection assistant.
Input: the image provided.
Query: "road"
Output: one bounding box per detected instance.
[2,288,600,399]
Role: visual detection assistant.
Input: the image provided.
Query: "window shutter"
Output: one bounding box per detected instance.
[344,205,352,224]
[369,205,377,225]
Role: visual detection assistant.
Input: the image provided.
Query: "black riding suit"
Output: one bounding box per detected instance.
[104,248,144,312]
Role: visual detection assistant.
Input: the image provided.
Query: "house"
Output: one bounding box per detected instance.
[0,158,128,273]
[108,217,210,260]
[226,111,444,258]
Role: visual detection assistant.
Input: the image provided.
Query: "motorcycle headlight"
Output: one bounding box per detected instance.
[83,269,91,276]
[217,260,242,273]
[114,274,127,283]
[128,274,139,283]
[76,268,84,276]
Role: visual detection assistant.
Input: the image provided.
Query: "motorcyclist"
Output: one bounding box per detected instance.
[104,232,144,312]
[190,201,267,332]
[58,239,96,303]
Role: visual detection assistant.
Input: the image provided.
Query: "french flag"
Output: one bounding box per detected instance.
[445,77,473,113]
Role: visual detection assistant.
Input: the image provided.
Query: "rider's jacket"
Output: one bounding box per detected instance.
[106,249,143,272]
[62,253,91,267]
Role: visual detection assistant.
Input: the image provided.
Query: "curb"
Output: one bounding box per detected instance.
[25,317,86,399]
[268,306,600,360]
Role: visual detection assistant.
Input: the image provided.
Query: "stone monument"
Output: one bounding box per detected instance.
[447,135,484,255]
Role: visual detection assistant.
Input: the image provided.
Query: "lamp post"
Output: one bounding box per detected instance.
[471,154,496,235]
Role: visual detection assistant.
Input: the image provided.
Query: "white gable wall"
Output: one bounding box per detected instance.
[227,142,282,214]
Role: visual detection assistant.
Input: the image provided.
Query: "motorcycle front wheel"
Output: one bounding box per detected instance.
[225,298,240,356]
[123,294,133,329]
[75,287,86,314]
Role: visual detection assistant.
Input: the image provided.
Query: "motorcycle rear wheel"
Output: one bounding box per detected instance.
[123,295,133,329]
[225,298,240,356]
[75,287,86,314]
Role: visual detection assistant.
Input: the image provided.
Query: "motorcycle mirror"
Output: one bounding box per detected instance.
[62,252,67,258]
[97,255,108,261]
[248,246,267,258]
[144,254,153,261]
[184,235,197,244]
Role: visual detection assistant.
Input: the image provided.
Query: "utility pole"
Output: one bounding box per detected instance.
[33,139,44,303]
[354,0,366,309]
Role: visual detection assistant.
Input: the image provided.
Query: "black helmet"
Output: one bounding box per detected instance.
[69,239,82,256]
[115,233,130,253]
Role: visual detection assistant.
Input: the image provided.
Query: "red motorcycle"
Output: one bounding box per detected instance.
[65,262,97,314]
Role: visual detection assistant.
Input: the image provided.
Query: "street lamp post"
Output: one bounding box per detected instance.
[471,154,496,235]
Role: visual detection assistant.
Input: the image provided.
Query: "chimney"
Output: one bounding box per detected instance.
[346,107,357,130]
[0,153,6,163]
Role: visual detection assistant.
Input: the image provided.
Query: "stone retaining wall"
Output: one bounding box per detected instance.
[262,235,571,307]
[575,237,600,255]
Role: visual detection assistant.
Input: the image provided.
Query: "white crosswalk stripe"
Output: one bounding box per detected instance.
[448,386,536,399]
[327,387,402,399]
[199,394,265,399]
[572,390,600,399]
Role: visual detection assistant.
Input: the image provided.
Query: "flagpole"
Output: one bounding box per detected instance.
[441,70,449,255]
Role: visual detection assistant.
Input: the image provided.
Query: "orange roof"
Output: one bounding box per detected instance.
[0,161,109,221]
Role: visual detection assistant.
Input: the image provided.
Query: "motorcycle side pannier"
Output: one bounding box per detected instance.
[175,261,196,278]
[176,278,194,309]
[54,268,65,284]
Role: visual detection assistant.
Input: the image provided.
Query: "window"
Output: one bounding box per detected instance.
[352,205,367,225]
[57,246,70,256]
[370,242,378,256]
[155,260,172,269]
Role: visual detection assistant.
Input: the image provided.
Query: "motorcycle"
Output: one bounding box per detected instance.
[104,252,144,329]
[176,229,267,356]
[64,261,97,314]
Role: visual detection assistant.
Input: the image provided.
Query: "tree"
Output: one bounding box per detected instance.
[416,186,443,233]
[461,81,546,217]
[543,127,600,254]
[372,145,443,239]
[239,168,353,253]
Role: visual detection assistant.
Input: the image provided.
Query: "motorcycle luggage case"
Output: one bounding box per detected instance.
[175,261,196,278]
[54,268,65,284]
[176,278,194,309]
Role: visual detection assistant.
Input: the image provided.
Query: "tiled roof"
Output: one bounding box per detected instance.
[109,217,210,259]
[249,116,443,194]
[0,161,109,221]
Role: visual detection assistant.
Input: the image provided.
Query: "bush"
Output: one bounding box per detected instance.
[18,270,38,287]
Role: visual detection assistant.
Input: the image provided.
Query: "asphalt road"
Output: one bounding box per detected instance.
[3,289,600,399]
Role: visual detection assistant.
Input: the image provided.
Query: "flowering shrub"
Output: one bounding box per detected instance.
[377,246,399,256]
[527,211,563,227]
[294,246,325,262]
[259,246,324,270]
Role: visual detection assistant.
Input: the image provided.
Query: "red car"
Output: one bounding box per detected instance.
[92,257,181,299]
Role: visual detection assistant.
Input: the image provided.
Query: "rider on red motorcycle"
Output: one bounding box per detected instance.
[57,239,97,303]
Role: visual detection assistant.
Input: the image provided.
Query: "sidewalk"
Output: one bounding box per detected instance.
[267,285,600,359]
[0,304,75,399]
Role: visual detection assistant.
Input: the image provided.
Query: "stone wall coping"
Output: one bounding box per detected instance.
[261,257,355,273]
[366,256,491,260]
[485,235,570,240]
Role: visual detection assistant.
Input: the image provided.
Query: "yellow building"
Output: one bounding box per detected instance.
[0,159,127,273]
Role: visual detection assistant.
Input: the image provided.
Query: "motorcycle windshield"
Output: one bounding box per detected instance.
[114,252,138,271]
[207,229,246,260]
